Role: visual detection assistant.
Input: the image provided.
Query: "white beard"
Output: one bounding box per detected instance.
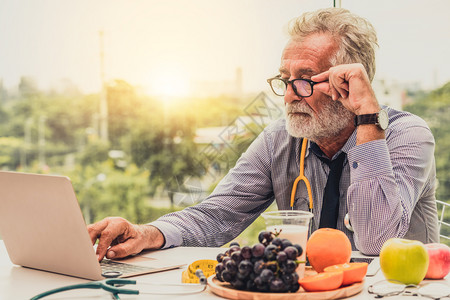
[285,99,354,141]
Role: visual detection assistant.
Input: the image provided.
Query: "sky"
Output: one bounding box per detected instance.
[0,0,449,96]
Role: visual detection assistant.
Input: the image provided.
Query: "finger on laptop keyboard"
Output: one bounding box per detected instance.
[87,219,108,245]
[88,217,129,261]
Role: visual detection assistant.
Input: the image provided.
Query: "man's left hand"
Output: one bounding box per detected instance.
[312,63,380,115]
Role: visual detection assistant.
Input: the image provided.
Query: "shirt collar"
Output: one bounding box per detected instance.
[304,128,357,161]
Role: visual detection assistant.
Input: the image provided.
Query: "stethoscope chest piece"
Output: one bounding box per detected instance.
[102,271,123,278]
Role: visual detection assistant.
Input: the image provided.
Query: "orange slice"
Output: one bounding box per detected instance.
[324,262,368,286]
[299,271,344,292]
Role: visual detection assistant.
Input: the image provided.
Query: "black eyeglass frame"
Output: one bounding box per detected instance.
[266,75,320,98]
[368,279,450,300]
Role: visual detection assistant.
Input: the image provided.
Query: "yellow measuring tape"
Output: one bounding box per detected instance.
[181,259,217,283]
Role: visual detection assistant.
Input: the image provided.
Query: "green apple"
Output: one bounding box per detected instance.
[380,238,429,285]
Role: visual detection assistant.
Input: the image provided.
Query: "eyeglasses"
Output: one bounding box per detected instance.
[267,76,320,98]
[368,280,450,299]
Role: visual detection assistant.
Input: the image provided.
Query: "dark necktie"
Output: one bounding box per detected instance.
[318,151,347,229]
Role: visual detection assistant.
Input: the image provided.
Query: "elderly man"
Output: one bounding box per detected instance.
[88,7,439,259]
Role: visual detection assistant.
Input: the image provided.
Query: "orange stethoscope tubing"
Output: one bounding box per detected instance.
[290,138,314,210]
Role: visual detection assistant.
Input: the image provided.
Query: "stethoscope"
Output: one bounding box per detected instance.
[31,270,208,299]
[289,138,354,232]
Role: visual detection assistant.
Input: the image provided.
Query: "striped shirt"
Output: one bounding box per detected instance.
[151,106,439,255]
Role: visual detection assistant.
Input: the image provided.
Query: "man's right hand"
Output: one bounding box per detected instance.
[87,217,165,261]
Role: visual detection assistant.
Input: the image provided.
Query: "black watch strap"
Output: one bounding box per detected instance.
[354,109,388,130]
[354,113,379,126]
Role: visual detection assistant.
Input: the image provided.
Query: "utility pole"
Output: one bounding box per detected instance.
[99,30,109,142]
[21,117,33,170]
[38,116,46,168]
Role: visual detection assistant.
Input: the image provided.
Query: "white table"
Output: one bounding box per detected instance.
[0,241,446,299]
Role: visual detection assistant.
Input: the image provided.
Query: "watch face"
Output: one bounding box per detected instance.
[378,109,389,130]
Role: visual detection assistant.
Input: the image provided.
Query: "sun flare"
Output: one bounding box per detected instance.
[144,66,190,98]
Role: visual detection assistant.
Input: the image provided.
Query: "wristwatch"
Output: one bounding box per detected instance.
[354,109,388,130]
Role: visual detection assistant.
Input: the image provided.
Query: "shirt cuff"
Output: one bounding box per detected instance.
[147,220,183,249]
[348,139,393,182]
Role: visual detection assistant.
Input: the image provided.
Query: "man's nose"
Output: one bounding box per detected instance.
[284,82,299,104]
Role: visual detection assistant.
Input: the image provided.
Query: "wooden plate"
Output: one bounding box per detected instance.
[207,267,364,300]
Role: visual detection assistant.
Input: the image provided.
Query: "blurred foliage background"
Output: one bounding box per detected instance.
[403,82,450,244]
[0,77,449,245]
[0,76,269,244]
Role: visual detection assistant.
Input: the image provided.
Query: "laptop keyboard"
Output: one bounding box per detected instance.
[100,259,154,276]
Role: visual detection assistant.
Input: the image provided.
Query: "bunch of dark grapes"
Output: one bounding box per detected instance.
[214,231,303,293]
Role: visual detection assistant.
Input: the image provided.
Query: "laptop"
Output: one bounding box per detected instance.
[0,171,185,280]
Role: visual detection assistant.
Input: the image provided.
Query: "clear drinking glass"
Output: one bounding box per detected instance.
[261,210,313,279]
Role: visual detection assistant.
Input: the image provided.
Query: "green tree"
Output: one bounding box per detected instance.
[0,137,23,168]
[404,81,450,202]
[67,162,151,224]
[106,80,146,148]
[125,111,203,206]
[18,76,39,98]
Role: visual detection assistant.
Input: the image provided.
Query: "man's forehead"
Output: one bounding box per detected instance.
[279,66,315,76]
[279,34,336,76]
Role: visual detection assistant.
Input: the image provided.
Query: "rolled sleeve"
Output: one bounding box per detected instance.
[148,220,183,249]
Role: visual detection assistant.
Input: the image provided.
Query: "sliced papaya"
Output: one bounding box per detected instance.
[299,271,344,292]
[324,262,368,286]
